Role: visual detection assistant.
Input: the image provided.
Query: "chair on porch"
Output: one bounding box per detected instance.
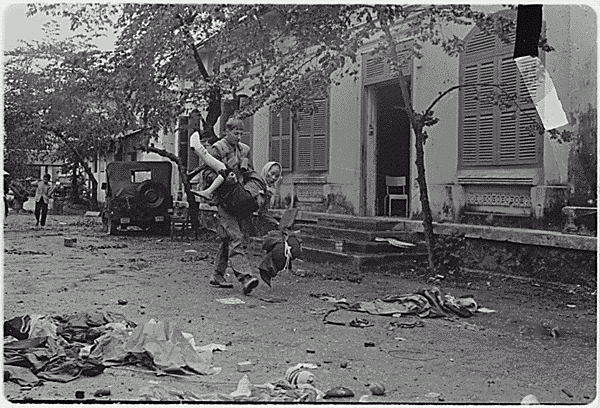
[385,176,408,217]
[170,201,192,241]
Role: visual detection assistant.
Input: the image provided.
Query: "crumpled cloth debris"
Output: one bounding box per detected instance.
[3,310,134,385]
[4,314,60,341]
[125,318,219,375]
[349,287,480,318]
[139,385,234,402]
[310,293,348,304]
[4,311,221,387]
[140,372,325,402]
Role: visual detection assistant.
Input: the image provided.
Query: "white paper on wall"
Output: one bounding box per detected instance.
[514,55,568,130]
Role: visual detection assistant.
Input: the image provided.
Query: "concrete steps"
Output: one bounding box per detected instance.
[299,224,420,243]
[293,213,427,270]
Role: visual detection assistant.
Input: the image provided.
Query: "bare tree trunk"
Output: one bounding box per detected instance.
[78,161,99,210]
[70,163,79,203]
[380,16,436,269]
[413,128,436,268]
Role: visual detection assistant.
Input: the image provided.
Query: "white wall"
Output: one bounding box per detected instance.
[327,73,362,209]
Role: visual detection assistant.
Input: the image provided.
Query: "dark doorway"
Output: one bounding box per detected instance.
[375,82,411,216]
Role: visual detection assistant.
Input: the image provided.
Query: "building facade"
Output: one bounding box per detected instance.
[122,5,597,223]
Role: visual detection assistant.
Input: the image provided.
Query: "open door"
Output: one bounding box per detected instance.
[375,82,411,216]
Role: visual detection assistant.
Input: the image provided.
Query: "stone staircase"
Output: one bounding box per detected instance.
[289,212,428,271]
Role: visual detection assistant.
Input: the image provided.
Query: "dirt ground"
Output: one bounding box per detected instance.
[2,212,598,404]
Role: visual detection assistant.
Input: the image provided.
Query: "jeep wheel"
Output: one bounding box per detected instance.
[138,181,168,209]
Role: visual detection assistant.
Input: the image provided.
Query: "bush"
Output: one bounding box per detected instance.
[432,233,467,275]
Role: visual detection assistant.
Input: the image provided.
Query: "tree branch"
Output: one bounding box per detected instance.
[424,82,524,116]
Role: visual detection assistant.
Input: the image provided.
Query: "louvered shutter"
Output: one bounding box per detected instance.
[459,9,541,168]
[461,60,496,166]
[363,40,413,86]
[517,109,540,162]
[498,57,539,164]
[269,107,292,171]
[296,99,329,171]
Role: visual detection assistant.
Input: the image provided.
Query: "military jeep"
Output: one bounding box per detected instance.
[102,161,174,235]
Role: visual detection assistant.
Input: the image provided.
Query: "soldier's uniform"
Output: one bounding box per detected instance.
[207,138,257,286]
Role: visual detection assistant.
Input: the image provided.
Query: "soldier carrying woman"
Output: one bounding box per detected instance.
[190,116,289,294]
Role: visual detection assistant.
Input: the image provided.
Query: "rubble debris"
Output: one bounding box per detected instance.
[349,318,373,328]
[374,237,415,248]
[388,318,424,329]
[324,386,354,399]
[140,370,325,402]
[195,343,228,353]
[310,293,348,304]
[85,243,128,251]
[216,298,246,305]
[369,382,385,395]
[561,389,573,398]
[93,388,111,397]
[237,361,254,372]
[259,297,287,303]
[323,309,350,325]
[521,394,540,404]
[64,238,77,247]
[231,374,252,397]
[540,321,560,338]
[4,249,48,255]
[285,366,315,386]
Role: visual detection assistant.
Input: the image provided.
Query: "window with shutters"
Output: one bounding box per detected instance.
[269,98,329,172]
[362,40,414,86]
[458,10,543,169]
[269,106,293,171]
[296,99,329,171]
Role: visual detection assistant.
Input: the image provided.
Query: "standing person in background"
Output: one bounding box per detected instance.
[3,171,11,222]
[33,174,56,227]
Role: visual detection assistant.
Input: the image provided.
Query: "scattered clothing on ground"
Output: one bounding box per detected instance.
[3,311,221,387]
[348,286,481,318]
